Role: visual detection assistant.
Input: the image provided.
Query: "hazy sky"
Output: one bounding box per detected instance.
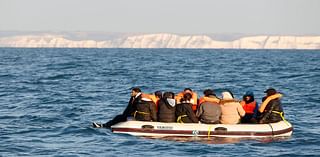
[1,0,319,35]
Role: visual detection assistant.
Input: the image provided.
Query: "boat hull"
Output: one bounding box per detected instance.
[111,120,293,138]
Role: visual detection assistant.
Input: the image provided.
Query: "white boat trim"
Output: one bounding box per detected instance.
[111,120,293,138]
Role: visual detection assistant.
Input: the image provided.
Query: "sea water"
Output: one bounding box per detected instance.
[0,48,319,156]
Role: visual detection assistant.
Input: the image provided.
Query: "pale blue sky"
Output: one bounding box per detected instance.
[0,0,319,35]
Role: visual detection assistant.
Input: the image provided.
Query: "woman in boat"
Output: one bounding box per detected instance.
[175,93,199,123]
[157,92,176,122]
[220,90,246,124]
[258,88,284,124]
[196,89,221,124]
[240,91,259,123]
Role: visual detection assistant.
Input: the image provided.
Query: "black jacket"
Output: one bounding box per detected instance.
[157,99,176,122]
[104,95,141,128]
[135,99,157,121]
[122,95,141,117]
[175,102,198,123]
[259,98,283,123]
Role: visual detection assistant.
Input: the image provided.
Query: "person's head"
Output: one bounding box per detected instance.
[264,88,277,97]
[183,93,192,102]
[222,90,234,100]
[203,89,216,97]
[154,91,162,99]
[243,91,254,103]
[163,92,175,99]
[131,87,141,97]
[184,88,193,94]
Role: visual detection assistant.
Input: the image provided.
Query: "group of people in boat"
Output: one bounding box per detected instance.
[93,87,284,128]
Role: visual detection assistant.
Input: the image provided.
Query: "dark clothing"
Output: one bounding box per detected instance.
[241,114,257,123]
[258,98,283,124]
[175,102,198,123]
[196,101,221,124]
[104,95,141,128]
[122,95,141,116]
[135,100,157,121]
[157,99,176,122]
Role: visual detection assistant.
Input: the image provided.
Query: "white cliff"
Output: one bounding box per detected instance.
[0,33,320,49]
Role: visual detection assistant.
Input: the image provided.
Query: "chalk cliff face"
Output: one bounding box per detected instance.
[1,33,320,49]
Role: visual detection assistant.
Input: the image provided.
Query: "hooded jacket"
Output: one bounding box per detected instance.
[220,91,246,124]
[157,98,176,122]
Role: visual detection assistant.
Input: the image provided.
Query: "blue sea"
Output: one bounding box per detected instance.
[0,48,319,156]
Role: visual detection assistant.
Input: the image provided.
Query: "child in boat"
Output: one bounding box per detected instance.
[240,91,259,123]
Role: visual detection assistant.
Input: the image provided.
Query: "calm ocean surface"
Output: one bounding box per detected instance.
[0,48,319,156]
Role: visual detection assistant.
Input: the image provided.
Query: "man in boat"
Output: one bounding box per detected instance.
[240,91,259,123]
[134,92,158,122]
[258,88,284,124]
[175,88,198,113]
[196,89,221,124]
[157,92,176,122]
[93,87,151,128]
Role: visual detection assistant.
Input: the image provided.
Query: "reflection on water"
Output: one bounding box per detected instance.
[143,136,291,144]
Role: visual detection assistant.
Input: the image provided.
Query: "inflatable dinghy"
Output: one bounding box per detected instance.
[111,120,293,138]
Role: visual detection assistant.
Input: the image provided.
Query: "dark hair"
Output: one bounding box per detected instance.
[184,88,192,92]
[203,89,215,97]
[154,91,162,99]
[264,88,277,96]
[163,92,174,99]
[183,93,192,101]
[243,95,254,103]
[131,87,141,93]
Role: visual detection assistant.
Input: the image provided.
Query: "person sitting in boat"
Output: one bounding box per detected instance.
[196,89,221,124]
[93,87,150,128]
[134,92,158,122]
[220,90,246,124]
[258,88,284,124]
[175,93,199,123]
[240,91,259,123]
[157,92,176,122]
[175,88,198,112]
[144,91,162,110]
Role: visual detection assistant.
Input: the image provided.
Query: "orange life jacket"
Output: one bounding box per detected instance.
[175,91,198,112]
[240,100,257,114]
[258,93,282,113]
[198,96,220,105]
[142,93,160,111]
